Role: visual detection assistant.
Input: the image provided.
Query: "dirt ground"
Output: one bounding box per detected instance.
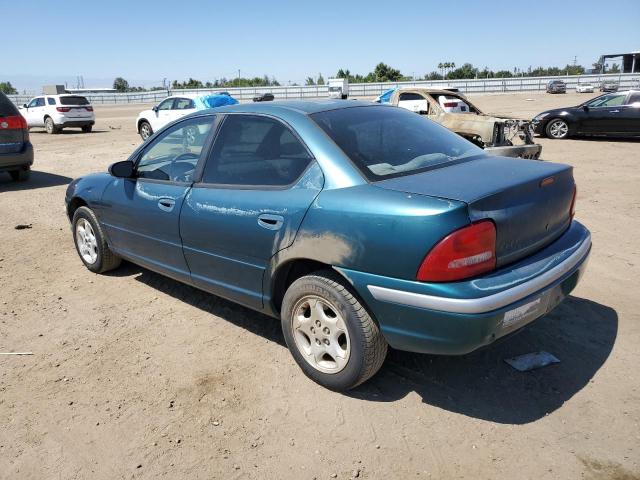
[1,91,639,480]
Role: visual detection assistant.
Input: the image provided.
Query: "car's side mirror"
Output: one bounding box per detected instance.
[109,160,135,178]
[152,105,159,112]
[582,105,589,112]
[22,104,28,109]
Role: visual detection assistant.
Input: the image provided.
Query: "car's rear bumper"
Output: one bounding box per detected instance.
[336,221,591,355]
[0,142,34,172]
[58,120,95,127]
[484,143,542,160]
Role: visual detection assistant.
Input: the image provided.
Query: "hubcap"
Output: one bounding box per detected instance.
[141,124,151,139]
[549,120,568,138]
[46,119,53,133]
[185,126,197,145]
[291,296,350,374]
[75,219,98,264]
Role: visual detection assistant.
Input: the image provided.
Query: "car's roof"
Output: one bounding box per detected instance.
[207,99,379,115]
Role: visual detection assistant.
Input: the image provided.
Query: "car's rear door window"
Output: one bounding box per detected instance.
[200,114,313,186]
[0,93,18,116]
[60,96,90,106]
[174,98,195,110]
[47,97,57,105]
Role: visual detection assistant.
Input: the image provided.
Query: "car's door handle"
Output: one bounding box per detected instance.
[158,198,176,212]
[610,110,620,113]
[258,214,284,230]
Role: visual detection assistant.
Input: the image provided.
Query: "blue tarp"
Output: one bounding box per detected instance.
[375,88,397,104]
[193,94,239,110]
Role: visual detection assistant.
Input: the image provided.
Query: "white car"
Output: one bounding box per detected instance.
[576,83,594,93]
[19,94,95,134]
[136,95,198,141]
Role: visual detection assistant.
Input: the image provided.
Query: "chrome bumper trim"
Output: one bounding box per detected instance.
[368,234,591,314]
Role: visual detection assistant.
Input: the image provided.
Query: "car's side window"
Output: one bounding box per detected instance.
[136,116,214,183]
[399,92,424,101]
[627,93,640,105]
[35,98,45,107]
[47,98,56,105]
[27,98,39,108]
[201,114,313,186]
[588,94,627,108]
[174,98,194,110]
[157,98,174,110]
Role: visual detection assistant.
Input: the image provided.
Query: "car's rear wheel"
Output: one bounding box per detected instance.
[546,118,569,139]
[281,271,387,391]
[139,121,153,141]
[72,206,121,273]
[82,125,92,133]
[9,168,30,181]
[44,117,59,134]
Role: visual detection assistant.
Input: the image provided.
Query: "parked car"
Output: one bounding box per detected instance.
[253,93,275,102]
[600,81,619,92]
[576,83,594,93]
[0,91,33,181]
[136,93,238,141]
[19,94,95,134]
[65,100,591,390]
[533,90,640,139]
[546,80,567,94]
[378,88,542,159]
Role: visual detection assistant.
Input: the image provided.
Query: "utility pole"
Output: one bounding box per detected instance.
[237,69,241,86]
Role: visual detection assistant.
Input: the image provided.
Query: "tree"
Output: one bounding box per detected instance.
[0,81,17,94]
[305,76,316,85]
[113,77,129,92]
[317,73,325,85]
[609,63,621,73]
[425,71,441,81]
[446,63,477,79]
[373,62,402,82]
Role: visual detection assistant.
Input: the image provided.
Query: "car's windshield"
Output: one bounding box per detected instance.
[60,96,90,106]
[311,105,481,180]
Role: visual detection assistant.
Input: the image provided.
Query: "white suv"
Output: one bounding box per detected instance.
[19,94,95,134]
[136,95,197,141]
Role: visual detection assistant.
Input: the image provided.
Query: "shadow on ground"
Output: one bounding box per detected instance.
[29,129,109,135]
[0,170,72,190]
[112,263,616,425]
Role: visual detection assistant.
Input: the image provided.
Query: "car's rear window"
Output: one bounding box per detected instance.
[310,105,480,180]
[60,96,90,106]
[0,92,19,116]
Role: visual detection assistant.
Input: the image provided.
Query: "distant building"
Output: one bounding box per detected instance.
[592,51,640,74]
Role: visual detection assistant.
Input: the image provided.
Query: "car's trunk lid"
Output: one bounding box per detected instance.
[0,96,25,154]
[375,156,575,267]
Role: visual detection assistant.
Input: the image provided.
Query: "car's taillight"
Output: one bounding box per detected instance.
[85,106,93,111]
[56,107,71,112]
[0,114,28,130]
[443,102,458,108]
[417,220,496,282]
[570,185,577,219]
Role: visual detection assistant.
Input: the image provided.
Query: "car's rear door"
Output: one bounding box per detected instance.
[180,113,323,309]
[99,115,215,282]
[582,93,627,133]
[171,97,197,122]
[613,92,640,134]
[151,98,175,132]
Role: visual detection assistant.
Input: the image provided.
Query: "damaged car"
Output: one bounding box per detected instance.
[376,88,542,159]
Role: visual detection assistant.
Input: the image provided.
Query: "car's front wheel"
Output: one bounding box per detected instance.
[546,118,570,139]
[72,206,121,273]
[139,121,153,141]
[281,271,388,391]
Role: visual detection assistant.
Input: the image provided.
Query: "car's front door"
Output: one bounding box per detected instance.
[581,93,627,133]
[24,97,46,127]
[151,98,175,132]
[99,115,215,282]
[180,113,323,310]
[612,92,640,134]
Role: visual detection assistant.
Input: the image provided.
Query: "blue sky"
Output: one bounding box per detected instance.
[3,0,639,92]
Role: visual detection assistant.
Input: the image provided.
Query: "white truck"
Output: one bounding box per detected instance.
[327,78,349,99]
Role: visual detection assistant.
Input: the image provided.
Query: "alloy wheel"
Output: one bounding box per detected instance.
[75,219,98,264]
[291,295,350,374]
[548,119,568,139]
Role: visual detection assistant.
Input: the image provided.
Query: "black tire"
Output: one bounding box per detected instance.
[9,168,30,181]
[44,116,60,134]
[545,118,570,139]
[281,270,387,391]
[82,125,92,133]
[139,120,153,141]
[72,206,121,273]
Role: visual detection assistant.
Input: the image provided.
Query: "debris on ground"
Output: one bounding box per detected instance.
[14,224,32,230]
[0,352,34,355]
[504,351,560,372]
